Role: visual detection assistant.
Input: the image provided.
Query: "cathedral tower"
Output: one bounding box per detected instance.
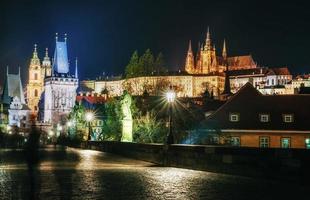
[201,28,217,74]
[185,40,194,74]
[26,44,43,115]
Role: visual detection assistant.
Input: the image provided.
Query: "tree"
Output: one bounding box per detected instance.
[154,52,167,75]
[133,110,166,143]
[125,50,141,78]
[139,49,154,76]
[99,98,123,141]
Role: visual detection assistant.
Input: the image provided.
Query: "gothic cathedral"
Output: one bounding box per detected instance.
[185,28,257,74]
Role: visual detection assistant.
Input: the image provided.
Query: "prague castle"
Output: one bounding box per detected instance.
[185,28,257,74]
[81,29,259,98]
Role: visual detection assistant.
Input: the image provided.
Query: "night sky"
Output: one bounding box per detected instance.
[1,0,310,85]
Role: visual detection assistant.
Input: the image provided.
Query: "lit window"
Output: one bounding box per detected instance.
[281,137,291,148]
[231,136,240,146]
[259,136,270,148]
[305,138,310,149]
[229,113,240,122]
[283,114,294,123]
[260,114,270,122]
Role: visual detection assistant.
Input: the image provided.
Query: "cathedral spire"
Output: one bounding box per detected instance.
[188,40,192,53]
[205,27,212,50]
[222,39,227,59]
[185,40,194,74]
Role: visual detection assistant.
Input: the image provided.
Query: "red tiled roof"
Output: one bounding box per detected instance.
[76,95,107,104]
[227,55,256,68]
[270,67,291,75]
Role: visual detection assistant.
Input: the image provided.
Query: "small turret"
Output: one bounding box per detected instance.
[42,48,51,66]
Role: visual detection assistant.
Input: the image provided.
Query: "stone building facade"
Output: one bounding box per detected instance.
[81,73,225,98]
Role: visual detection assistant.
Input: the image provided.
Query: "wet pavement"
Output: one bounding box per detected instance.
[0,146,308,200]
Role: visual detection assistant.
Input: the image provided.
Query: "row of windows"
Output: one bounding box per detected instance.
[229,113,294,123]
[230,136,310,149]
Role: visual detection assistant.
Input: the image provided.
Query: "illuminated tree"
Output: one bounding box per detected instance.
[133,110,166,143]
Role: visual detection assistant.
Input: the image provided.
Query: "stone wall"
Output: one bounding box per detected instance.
[81,141,310,182]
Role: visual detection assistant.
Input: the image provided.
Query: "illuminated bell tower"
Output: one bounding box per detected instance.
[26,44,43,115]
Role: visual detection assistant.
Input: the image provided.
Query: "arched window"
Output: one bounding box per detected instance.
[34,89,38,97]
[34,106,38,111]
[34,73,38,80]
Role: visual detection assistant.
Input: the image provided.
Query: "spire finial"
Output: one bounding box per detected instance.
[6,66,9,75]
[207,26,210,40]
[55,33,58,41]
[222,39,227,59]
[18,66,21,76]
[34,44,37,52]
[188,40,192,52]
[64,33,67,42]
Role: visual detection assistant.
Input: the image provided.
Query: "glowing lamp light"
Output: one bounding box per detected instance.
[57,125,63,131]
[166,90,176,103]
[85,112,94,122]
[7,125,11,131]
[67,121,73,127]
[48,130,54,136]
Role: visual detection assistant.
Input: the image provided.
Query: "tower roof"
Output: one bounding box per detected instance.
[1,68,26,105]
[30,44,40,66]
[52,40,69,74]
[188,40,192,53]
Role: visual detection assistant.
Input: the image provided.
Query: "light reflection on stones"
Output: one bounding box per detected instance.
[0,147,308,200]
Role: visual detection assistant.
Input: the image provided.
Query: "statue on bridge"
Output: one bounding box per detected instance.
[120,91,133,142]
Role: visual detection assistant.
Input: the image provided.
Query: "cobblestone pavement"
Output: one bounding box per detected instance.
[0,147,308,200]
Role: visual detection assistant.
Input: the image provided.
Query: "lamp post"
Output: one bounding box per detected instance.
[85,112,94,141]
[66,120,73,138]
[166,86,176,144]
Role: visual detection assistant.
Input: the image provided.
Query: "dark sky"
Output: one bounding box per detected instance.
[1,0,310,84]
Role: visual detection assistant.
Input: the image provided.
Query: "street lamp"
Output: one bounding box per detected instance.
[165,86,176,144]
[66,120,73,137]
[7,125,12,134]
[85,111,94,141]
[57,124,63,137]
